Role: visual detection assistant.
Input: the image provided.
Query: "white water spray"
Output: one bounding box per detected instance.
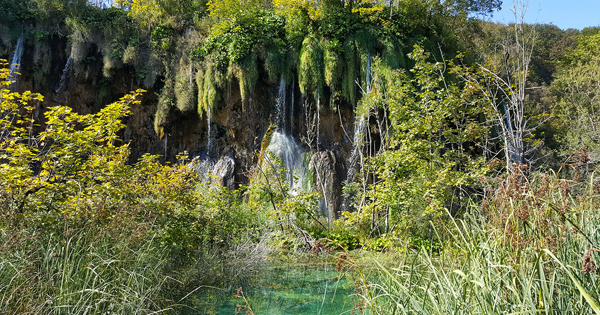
[266,131,308,193]
[366,52,372,93]
[55,56,72,98]
[290,78,295,135]
[206,86,214,155]
[276,76,287,132]
[9,32,24,85]
[346,114,366,182]
[207,108,214,155]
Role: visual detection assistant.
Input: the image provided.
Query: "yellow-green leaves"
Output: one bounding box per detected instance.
[349,47,489,237]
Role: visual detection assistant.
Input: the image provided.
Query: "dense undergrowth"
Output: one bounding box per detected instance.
[351,169,600,314]
[0,60,267,313]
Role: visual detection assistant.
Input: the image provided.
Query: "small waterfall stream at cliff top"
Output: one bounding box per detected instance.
[8,32,24,86]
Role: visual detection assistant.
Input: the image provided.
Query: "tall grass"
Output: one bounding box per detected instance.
[0,225,172,314]
[364,172,600,314]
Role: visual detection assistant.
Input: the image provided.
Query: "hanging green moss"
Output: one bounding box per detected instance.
[342,34,359,104]
[154,78,175,137]
[298,35,325,99]
[229,53,258,111]
[196,61,224,116]
[142,52,162,89]
[379,36,405,71]
[264,46,295,83]
[174,58,197,113]
[258,124,276,164]
[340,29,378,103]
[324,40,343,108]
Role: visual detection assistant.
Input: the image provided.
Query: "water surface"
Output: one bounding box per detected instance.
[190,262,360,315]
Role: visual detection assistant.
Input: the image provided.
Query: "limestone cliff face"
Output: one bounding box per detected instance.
[3,34,356,217]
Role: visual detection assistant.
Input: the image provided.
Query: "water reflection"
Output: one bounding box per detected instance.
[189,263,359,315]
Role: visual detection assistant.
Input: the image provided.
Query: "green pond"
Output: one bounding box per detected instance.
[187,262,362,315]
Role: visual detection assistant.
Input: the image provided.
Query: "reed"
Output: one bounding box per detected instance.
[363,172,600,314]
[0,225,171,314]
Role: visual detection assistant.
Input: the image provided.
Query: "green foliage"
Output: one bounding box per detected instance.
[191,9,287,108]
[443,0,502,16]
[552,32,600,155]
[0,226,172,314]
[191,10,286,69]
[174,57,197,112]
[298,35,325,98]
[116,0,208,27]
[0,61,261,311]
[151,23,174,51]
[160,183,253,253]
[344,47,489,239]
[0,0,38,23]
[206,0,265,19]
[247,150,321,235]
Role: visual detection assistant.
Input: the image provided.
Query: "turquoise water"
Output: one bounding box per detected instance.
[187,262,361,315]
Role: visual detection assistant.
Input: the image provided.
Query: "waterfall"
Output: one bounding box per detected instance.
[366,52,372,93]
[346,114,366,182]
[290,78,295,135]
[206,86,214,155]
[266,131,308,193]
[55,56,72,98]
[8,32,24,85]
[207,108,214,155]
[276,76,287,132]
[316,90,321,151]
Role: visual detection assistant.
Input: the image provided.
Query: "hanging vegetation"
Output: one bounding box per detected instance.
[298,35,324,99]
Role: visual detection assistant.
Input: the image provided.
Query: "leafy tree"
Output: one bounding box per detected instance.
[444,0,502,16]
[207,0,268,19]
[115,0,208,26]
[552,32,600,155]
[458,2,542,174]
[344,48,489,239]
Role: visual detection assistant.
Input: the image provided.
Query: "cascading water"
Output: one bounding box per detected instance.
[290,78,295,135]
[8,32,24,86]
[346,115,366,182]
[342,52,372,210]
[346,52,372,183]
[55,56,72,100]
[276,76,287,132]
[366,52,372,93]
[206,86,214,155]
[266,131,309,193]
[207,108,214,155]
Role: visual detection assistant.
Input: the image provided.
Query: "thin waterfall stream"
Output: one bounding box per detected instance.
[8,31,24,87]
[55,56,72,100]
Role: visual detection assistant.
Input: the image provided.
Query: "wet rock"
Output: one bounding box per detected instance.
[310,150,346,219]
[212,154,236,190]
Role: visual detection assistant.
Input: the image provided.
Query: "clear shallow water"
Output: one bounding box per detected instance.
[188,262,360,315]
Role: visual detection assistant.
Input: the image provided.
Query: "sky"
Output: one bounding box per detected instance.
[492,0,600,30]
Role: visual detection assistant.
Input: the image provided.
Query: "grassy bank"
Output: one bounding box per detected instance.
[358,173,600,314]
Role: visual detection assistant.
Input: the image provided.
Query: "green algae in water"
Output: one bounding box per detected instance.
[191,263,360,315]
